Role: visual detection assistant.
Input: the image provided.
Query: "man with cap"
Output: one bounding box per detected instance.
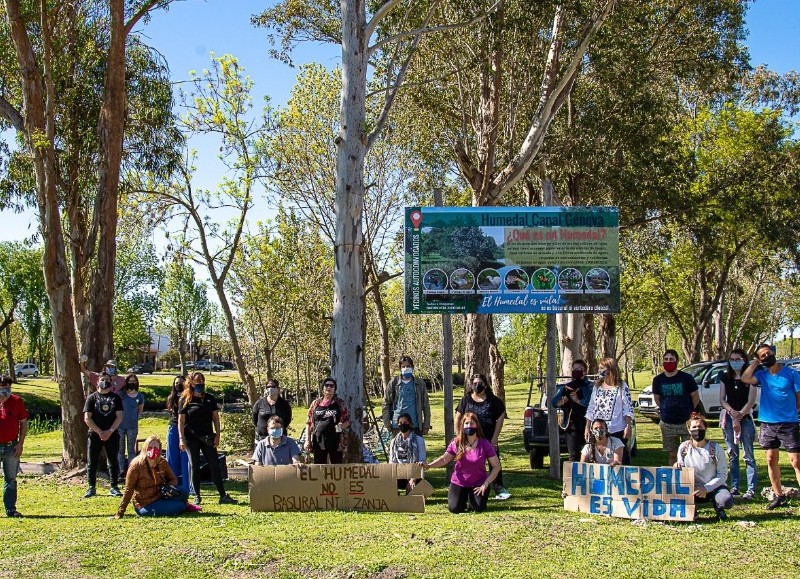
[0,375,28,517]
[80,356,125,394]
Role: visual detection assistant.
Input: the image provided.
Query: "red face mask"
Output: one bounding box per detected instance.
[663,361,678,373]
[146,447,161,460]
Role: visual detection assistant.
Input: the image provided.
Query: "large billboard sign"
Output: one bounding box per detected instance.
[404,206,620,314]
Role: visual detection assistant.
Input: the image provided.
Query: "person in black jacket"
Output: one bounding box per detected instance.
[252,379,293,442]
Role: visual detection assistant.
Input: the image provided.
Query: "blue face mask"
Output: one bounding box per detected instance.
[106,367,117,376]
[730,360,745,371]
[268,427,283,438]
[0,388,10,398]
[401,367,413,379]
[193,384,205,395]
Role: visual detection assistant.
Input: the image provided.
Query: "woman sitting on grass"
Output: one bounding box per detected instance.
[580,418,624,465]
[675,413,733,521]
[115,435,201,518]
[422,412,501,513]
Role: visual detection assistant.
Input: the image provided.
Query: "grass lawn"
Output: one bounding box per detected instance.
[3,377,800,578]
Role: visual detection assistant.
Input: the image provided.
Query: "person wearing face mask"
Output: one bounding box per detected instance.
[584,357,634,465]
[580,418,623,465]
[166,375,192,494]
[552,360,593,462]
[80,356,126,395]
[675,413,732,521]
[382,356,431,436]
[252,416,302,466]
[117,374,145,476]
[114,435,200,518]
[252,379,293,443]
[389,412,427,492]
[178,371,237,505]
[0,375,28,517]
[741,343,800,510]
[304,378,351,464]
[83,372,124,498]
[422,412,501,513]
[651,349,700,467]
[719,348,758,500]
[455,373,510,500]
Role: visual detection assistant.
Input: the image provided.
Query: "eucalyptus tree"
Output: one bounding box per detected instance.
[1,0,177,465]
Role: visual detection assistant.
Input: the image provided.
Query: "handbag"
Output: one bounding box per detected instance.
[159,484,181,499]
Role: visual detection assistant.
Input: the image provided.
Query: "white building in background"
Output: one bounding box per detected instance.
[144,330,171,369]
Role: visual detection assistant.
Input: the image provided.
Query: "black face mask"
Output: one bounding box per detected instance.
[462,427,477,436]
[398,423,412,433]
[761,354,777,368]
[690,428,706,442]
[473,383,486,394]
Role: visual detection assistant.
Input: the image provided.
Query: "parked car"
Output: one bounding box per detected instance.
[523,376,637,470]
[193,359,223,372]
[14,363,38,378]
[127,362,154,374]
[637,360,761,423]
[220,361,235,370]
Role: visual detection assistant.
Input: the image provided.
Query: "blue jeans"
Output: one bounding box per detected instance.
[0,445,20,514]
[166,423,192,494]
[722,415,757,493]
[135,489,189,516]
[118,427,139,474]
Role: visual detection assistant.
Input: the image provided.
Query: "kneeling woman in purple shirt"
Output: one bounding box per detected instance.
[423,412,501,513]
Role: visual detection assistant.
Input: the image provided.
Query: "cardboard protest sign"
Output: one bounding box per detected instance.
[562,461,695,522]
[250,463,425,513]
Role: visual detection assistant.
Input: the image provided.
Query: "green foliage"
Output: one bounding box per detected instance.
[156,259,211,361]
[112,297,151,369]
[497,315,547,382]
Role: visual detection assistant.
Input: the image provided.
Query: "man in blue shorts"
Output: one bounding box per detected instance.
[741,343,800,510]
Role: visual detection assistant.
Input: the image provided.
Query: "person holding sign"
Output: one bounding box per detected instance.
[305,378,351,464]
[584,358,634,465]
[580,418,623,465]
[253,416,302,466]
[389,412,426,491]
[423,412,501,513]
[675,413,732,521]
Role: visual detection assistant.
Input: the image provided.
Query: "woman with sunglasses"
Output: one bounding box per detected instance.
[304,377,350,464]
[178,372,237,505]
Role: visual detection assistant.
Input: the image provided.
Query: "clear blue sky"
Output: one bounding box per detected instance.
[2,0,798,243]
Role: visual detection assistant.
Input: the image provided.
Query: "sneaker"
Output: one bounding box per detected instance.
[218,494,238,505]
[766,495,789,510]
[193,495,202,506]
[185,502,203,513]
[109,486,122,497]
[494,488,511,501]
[84,487,96,498]
[6,510,23,518]
[730,488,740,496]
[716,508,728,521]
[741,490,755,501]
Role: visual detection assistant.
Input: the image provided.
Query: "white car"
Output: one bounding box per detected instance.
[14,363,39,378]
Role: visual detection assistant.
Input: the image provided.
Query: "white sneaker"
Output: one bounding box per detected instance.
[494,488,511,501]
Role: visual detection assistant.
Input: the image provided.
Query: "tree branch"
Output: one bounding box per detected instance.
[365,0,405,41]
[0,95,24,131]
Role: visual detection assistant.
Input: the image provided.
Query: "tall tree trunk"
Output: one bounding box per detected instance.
[581,313,597,373]
[702,323,714,361]
[4,326,15,382]
[368,273,392,388]
[599,313,616,360]
[465,314,492,382]
[330,0,368,442]
[488,315,505,402]
[4,0,87,466]
[557,312,583,376]
[215,291,258,404]
[713,290,725,359]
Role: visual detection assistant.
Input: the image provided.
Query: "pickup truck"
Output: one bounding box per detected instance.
[523,375,637,469]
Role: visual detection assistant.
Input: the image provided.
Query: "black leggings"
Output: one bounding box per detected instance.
[184,436,226,498]
[448,482,489,513]
[609,430,630,465]
[87,431,120,487]
[312,445,343,464]
[565,426,586,463]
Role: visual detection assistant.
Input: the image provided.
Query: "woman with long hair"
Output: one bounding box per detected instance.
[166,375,191,493]
[115,434,200,517]
[304,377,350,464]
[178,372,237,505]
[423,412,501,513]
[584,357,634,464]
[580,418,623,465]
